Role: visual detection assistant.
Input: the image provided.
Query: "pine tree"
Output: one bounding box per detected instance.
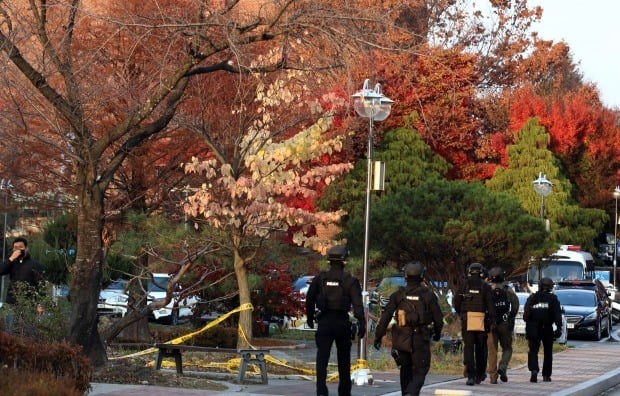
[486,118,606,251]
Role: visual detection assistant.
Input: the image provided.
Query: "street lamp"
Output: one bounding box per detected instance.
[613,186,620,289]
[351,79,393,377]
[533,172,553,231]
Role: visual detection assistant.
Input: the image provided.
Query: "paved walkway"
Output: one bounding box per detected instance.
[90,341,620,395]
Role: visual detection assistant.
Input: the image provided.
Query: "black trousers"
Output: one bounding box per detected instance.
[397,331,431,396]
[315,312,352,396]
[527,329,554,377]
[462,330,488,379]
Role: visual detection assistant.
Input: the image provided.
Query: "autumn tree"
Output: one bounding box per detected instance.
[183,74,352,348]
[486,118,607,252]
[508,87,620,209]
[0,0,423,365]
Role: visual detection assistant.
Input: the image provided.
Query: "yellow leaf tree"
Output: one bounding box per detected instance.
[183,74,352,347]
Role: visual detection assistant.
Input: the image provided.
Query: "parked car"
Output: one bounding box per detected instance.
[555,279,612,317]
[147,273,200,325]
[292,275,315,302]
[513,291,529,336]
[374,274,406,310]
[513,291,567,344]
[97,274,199,325]
[97,279,129,317]
[555,288,612,340]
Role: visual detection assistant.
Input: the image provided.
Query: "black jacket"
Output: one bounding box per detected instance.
[0,253,45,304]
[453,276,496,325]
[523,290,562,331]
[375,280,444,340]
[305,264,364,324]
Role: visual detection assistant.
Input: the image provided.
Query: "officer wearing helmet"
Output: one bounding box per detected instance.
[486,266,519,384]
[453,262,496,386]
[523,277,562,383]
[305,245,365,396]
[374,261,443,396]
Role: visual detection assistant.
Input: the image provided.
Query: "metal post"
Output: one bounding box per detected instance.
[359,115,374,362]
[540,195,545,219]
[614,193,618,289]
[0,179,10,302]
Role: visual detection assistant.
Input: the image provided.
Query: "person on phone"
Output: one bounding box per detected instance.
[0,237,45,306]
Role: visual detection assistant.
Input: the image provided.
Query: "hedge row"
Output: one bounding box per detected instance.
[0,331,91,393]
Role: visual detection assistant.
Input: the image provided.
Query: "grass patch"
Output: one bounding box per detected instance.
[271,328,316,341]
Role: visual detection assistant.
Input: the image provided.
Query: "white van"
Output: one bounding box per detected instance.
[527,245,595,293]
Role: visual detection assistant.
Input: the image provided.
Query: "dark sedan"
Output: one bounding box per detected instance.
[555,288,611,340]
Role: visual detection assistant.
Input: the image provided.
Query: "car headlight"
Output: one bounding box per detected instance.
[584,311,597,321]
[108,295,127,303]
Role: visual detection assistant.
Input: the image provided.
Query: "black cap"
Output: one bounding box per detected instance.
[327,245,349,262]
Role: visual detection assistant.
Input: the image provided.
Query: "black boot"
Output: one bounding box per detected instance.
[530,370,538,383]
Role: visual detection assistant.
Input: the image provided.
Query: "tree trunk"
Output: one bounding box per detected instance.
[68,171,107,367]
[233,240,252,349]
[117,253,151,342]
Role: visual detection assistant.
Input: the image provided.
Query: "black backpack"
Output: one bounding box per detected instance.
[316,271,353,312]
[395,286,428,328]
[492,286,510,323]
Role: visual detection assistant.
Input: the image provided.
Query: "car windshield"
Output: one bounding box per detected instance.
[528,260,584,283]
[106,280,127,291]
[555,291,597,307]
[378,276,406,295]
[148,276,171,293]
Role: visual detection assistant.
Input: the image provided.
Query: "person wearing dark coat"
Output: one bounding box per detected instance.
[523,277,563,383]
[306,245,365,396]
[0,237,45,305]
[453,262,496,386]
[374,261,443,396]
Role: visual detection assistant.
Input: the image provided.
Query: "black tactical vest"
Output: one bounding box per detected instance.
[460,278,486,312]
[316,270,353,312]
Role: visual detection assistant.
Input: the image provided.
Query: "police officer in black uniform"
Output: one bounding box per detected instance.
[523,277,563,383]
[374,261,443,396]
[453,262,496,386]
[306,245,365,396]
[486,266,519,384]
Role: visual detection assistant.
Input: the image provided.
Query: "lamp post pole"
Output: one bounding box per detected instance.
[533,172,553,229]
[613,186,620,288]
[533,173,553,282]
[0,179,12,303]
[351,79,393,379]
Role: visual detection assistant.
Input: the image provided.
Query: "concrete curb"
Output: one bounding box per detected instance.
[549,365,620,396]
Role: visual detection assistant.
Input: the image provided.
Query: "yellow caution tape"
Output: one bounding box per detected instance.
[111,302,357,382]
[110,303,253,360]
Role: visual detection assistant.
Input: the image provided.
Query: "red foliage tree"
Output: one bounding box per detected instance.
[508,86,620,208]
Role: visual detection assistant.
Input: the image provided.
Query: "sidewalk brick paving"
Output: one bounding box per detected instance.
[90,342,620,395]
